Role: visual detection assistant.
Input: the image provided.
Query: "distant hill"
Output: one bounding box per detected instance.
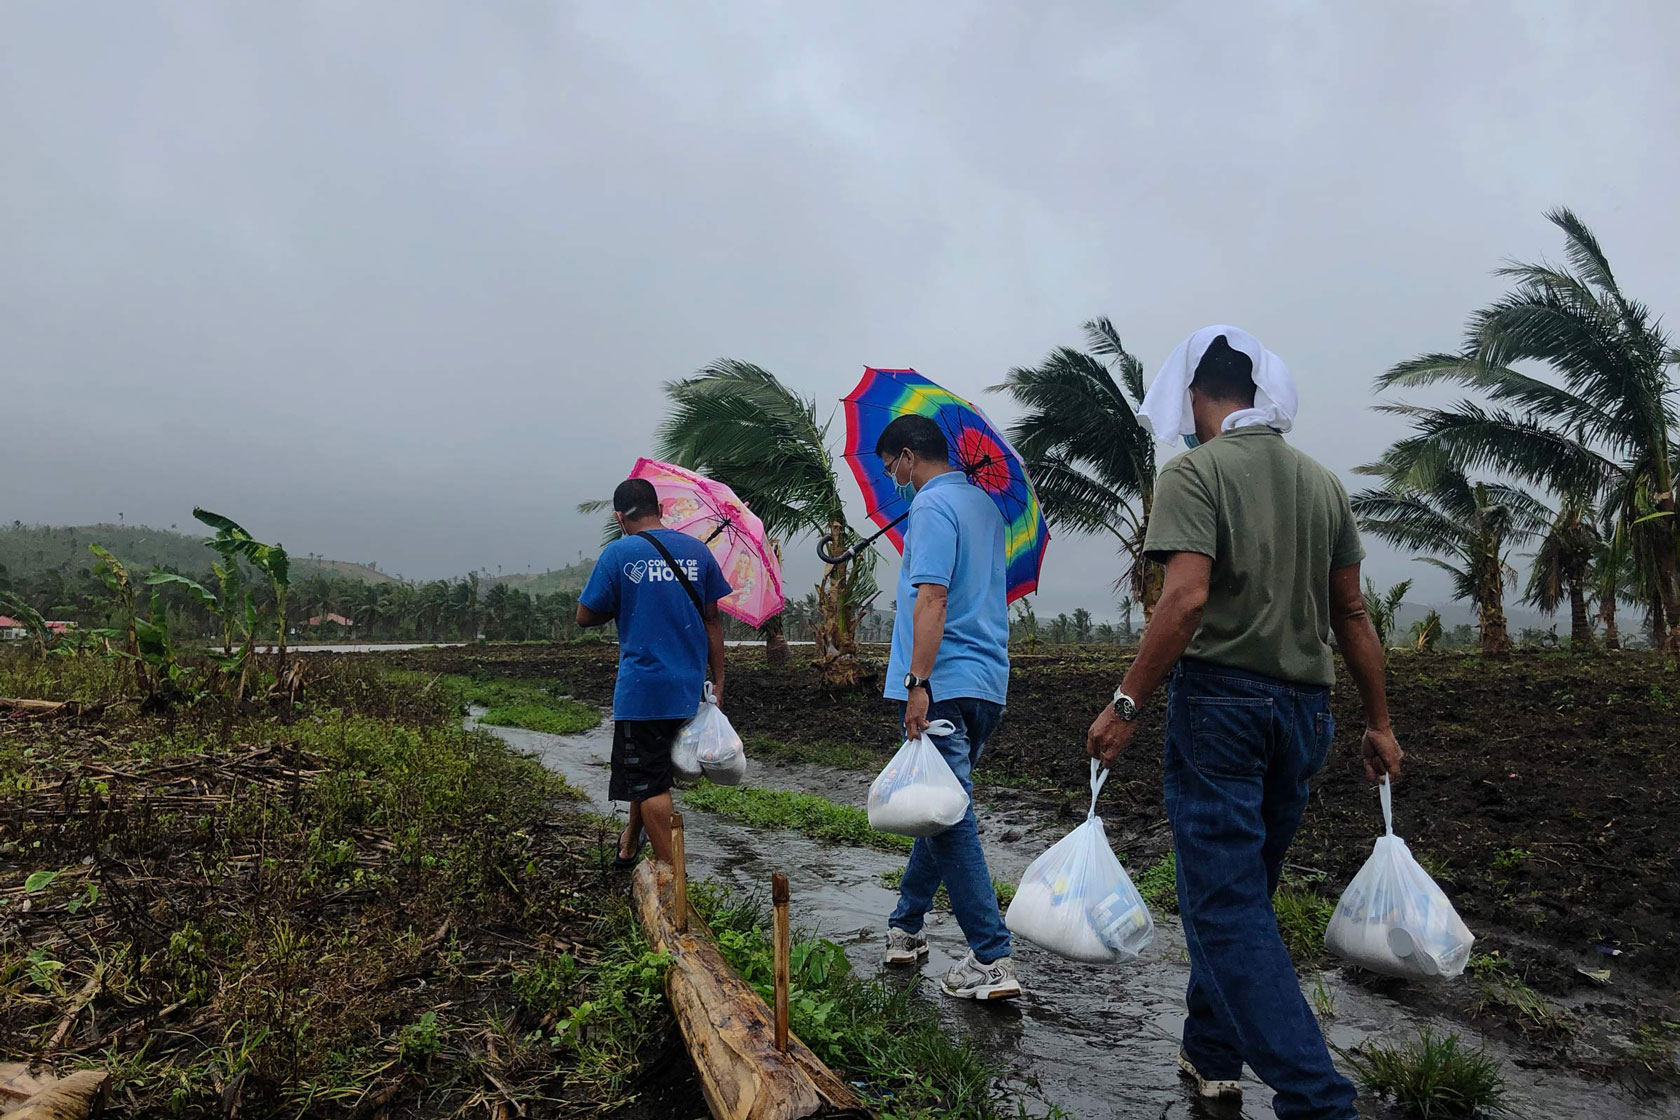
[488,559,596,596]
[0,524,399,585]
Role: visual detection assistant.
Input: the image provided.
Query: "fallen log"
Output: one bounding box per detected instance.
[0,1068,110,1120]
[630,861,871,1120]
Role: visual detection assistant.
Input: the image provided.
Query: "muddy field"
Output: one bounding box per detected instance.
[389,642,1680,1076]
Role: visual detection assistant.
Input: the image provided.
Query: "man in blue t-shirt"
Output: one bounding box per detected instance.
[877,415,1019,1001]
[577,478,732,869]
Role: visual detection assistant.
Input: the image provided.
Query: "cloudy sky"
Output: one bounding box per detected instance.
[5,2,1677,619]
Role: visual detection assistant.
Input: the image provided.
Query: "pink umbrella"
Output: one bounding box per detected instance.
[627,457,785,628]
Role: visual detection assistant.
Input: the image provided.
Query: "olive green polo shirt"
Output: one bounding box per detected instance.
[1143,427,1364,687]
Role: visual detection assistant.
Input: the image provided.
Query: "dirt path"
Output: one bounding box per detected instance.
[479,714,1669,1120]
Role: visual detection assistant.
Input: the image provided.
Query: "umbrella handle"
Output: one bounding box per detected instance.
[816,538,859,565]
[816,508,910,566]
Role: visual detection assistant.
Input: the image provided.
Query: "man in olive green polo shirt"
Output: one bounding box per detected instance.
[1085,327,1403,1120]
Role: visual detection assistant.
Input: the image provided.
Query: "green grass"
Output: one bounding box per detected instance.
[746,735,881,770]
[1,654,612,1117]
[385,669,602,735]
[1134,850,1178,913]
[477,700,600,735]
[880,866,1016,911]
[746,735,1060,793]
[1274,882,1337,964]
[688,881,1013,1119]
[1344,1028,1507,1118]
[1466,952,1566,1035]
[679,781,912,852]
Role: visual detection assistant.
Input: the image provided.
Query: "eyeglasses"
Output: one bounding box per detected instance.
[879,451,906,480]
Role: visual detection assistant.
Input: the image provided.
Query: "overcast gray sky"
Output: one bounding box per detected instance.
[5,2,1677,620]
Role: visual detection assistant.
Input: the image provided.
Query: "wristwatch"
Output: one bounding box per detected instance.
[904,672,932,697]
[1111,687,1140,722]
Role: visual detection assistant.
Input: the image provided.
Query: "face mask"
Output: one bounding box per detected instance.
[1182,433,1201,450]
[896,479,918,505]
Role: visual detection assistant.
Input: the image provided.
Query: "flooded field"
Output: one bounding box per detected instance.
[478,712,1669,1119]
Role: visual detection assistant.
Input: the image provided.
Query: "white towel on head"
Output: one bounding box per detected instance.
[1136,325,1297,445]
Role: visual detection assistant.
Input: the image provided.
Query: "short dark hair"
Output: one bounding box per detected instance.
[1190,334,1257,405]
[613,478,660,519]
[875,415,949,462]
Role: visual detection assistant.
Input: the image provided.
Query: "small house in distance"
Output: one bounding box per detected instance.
[0,617,75,641]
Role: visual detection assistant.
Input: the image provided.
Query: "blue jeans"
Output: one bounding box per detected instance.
[1165,660,1356,1120]
[887,696,1011,963]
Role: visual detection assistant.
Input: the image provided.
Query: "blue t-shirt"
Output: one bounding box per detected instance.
[885,471,1010,705]
[579,530,734,721]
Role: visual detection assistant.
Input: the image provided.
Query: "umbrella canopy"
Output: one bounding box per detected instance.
[627,458,785,628]
[838,367,1049,603]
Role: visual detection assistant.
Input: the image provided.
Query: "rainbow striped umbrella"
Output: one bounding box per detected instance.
[831,367,1048,603]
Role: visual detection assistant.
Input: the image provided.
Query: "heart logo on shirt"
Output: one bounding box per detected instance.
[623,560,648,584]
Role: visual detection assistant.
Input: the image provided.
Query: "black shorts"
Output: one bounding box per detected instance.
[608,718,685,803]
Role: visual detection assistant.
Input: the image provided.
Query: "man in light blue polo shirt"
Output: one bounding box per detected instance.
[876,414,1020,1001]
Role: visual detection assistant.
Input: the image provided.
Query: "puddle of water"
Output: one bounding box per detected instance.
[478,715,1662,1120]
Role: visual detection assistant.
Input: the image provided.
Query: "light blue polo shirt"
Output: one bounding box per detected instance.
[884,471,1010,706]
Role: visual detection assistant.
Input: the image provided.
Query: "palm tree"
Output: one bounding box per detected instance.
[1352,447,1550,654]
[1524,500,1601,651]
[651,360,877,683]
[1372,208,1678,650]
[1410,609,1443,653]
[991,318,1162,613]
[1591,520,1640,651]
[1362,578,1413,649]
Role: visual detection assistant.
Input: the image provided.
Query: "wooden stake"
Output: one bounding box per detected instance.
[671,810,687,933]
[772,871,791,1053]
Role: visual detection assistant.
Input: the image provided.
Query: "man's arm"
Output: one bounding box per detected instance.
[704,599,726,707]
[1329,563,1403,782]
[576,603,613,629]
[1086,552,1210,764]
[904,584,947,738]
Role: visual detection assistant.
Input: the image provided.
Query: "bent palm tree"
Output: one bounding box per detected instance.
[1373,208,1679,650]
[631,360,877,683]
[1352,448,1549,655]
[992,318,1160,612]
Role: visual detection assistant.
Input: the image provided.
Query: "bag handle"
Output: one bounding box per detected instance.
[918,719,955,740]
[1379,774,1394,836]
[1088,759,1109,819]
[702,680,717,706]
[635,530,708,624]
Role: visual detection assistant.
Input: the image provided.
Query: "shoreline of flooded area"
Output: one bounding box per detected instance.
[474,712,1670,1119]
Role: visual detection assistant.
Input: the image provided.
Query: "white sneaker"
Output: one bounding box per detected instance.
[940,951,1023,1000]
[1177,1050,1242,1100]
[883,928,928,966]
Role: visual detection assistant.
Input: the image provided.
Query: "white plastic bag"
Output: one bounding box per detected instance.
[679,683,746,786]
[671,719,704,787]
[867,720,970,837]
[1005,761,1155,964]
[1325,777,1474,980]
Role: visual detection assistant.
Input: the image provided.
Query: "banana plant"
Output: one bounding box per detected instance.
[90,545,186,702]
[194,508,291,672]
[146,568,256,695]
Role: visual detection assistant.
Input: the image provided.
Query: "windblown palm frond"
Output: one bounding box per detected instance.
[991,319,1158,606]
[1373,208,1679,649]
[656,360,847,540]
